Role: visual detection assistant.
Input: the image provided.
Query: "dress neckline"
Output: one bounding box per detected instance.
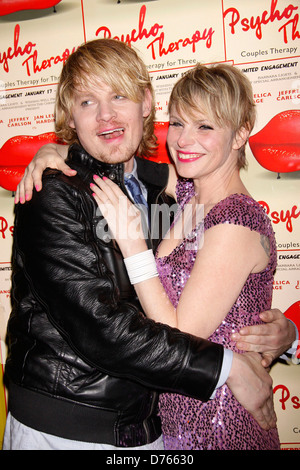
[156,192,258,261]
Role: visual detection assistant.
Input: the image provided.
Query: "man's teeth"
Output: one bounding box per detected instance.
[99,128,124,136]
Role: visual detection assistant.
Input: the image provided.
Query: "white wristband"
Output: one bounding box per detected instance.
[124,249,158,285]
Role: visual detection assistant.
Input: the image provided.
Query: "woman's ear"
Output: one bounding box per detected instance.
[233,126,250,150]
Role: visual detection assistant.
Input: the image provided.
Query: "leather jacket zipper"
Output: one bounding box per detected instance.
[143,391,158,442]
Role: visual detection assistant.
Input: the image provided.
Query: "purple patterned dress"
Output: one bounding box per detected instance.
[156,178,280,450]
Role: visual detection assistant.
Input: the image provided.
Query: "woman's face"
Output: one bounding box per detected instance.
[167,105,238,181]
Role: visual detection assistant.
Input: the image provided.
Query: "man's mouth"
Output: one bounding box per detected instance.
[97,128,124,139]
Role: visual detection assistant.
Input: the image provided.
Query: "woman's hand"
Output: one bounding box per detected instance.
[92,175,177,327]
[15,143,74,204]
[91,176,147,257]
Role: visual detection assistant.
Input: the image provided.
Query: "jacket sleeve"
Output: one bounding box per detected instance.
[14,174,223,402]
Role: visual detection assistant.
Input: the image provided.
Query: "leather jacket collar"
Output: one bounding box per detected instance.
[67,143,169,198]
[67,143,126,187]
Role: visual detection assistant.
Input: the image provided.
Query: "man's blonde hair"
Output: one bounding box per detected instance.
[55,39,156,158]
[169,63,256,169]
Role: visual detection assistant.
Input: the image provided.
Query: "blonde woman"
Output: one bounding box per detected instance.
[92,64,281,450]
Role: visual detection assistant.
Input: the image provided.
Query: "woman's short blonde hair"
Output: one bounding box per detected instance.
[169,63,256,169]
[55,39,156,158]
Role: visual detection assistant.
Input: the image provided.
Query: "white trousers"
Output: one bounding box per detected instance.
[3,413,164,451]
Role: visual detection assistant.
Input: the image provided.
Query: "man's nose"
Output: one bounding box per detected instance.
[96,102,117,121]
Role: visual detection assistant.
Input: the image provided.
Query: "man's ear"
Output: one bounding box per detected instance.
[68,117,75,129]
[142,88,153,118]
[233,126,250,150]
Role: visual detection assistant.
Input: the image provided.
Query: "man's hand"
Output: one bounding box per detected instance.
[15,143,75,204]
[227,352,277,430]
[231,309,296,367]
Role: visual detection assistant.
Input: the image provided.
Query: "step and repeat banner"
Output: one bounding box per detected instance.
[0,0,299,449]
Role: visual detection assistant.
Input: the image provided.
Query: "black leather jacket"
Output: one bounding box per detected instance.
[5,144,223,447]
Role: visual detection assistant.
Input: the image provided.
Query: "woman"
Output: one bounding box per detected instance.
[91,63,280,450]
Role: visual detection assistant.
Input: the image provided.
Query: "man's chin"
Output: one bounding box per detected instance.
[93,149,136,166]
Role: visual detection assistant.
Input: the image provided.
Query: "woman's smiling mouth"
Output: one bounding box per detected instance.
[177,152,203,162]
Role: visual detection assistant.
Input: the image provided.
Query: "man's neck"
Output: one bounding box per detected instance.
[123,157,135,174]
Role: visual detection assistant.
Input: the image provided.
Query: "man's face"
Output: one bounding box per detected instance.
[69,80,152,172]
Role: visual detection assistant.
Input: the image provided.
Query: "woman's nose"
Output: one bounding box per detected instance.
[177,128,195,147]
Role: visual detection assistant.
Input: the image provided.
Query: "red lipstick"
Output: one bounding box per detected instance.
[177,152,202,163]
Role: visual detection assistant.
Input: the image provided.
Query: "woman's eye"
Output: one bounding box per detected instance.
[199,124,213,130]
[169,121,182,127]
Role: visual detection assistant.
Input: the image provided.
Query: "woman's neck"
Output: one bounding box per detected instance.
[193,168,249,210]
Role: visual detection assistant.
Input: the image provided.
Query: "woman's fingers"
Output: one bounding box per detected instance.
[92,175,122,203]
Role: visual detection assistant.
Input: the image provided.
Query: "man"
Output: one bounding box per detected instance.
[3,38,286,450]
